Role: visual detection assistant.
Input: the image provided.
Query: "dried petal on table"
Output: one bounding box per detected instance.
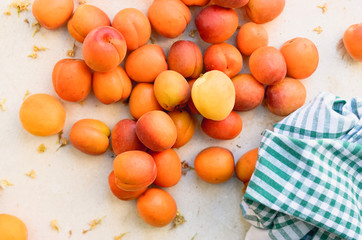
[171,210,186,229]
[0,179,14,189]
[0,98,6,112]
[313,26,323,34]
[4,0,31,16]
[25,169,36,179]
[67,42,76,57]
[24,18,29,26]
[83,216,105,234]
[181,160,194,175]
[317,3,327,13]
[50,219,60,232]
[38,144,46,153]
[33,45,48,52]
[23,90,31,101]
[32,21,41,37]
[27,52,37,59]
[189,29,197,38]
[114,232,128,240]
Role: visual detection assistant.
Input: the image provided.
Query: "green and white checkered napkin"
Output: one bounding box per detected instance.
[241,92,362,240]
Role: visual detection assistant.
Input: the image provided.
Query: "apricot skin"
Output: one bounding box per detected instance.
[0,214,28,240]
[213,0,249,8]
[235,148,258,183]
[201,111,242,140]
[245,0,285,24]
[186,79,200,114]
[343,23,362,62]
[181,0,210,6]
[168,110,195,148]
[236,22,268,56]
[108,171,147,201]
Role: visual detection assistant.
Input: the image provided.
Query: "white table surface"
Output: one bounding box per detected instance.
[0,0,361,239]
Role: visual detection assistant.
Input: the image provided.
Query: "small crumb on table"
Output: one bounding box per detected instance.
[50,219,60,232]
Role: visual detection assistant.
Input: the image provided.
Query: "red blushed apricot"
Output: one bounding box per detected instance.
[148,0,191,38]
[232,74,264,111]
[93,66,132,104]
[280,38,319,79]
[236,22,268,56]
[111,119,147,155]
[265,77,306,116]
[213,0,249,8]
[187,79,200,114]
[0,214,27,240]
[83,26,127,72]
[112,8,151,51]
[108,171,147,201]
[129,83,163,119]
[113,151,157,191]
[195,5,238,44]
[201,111,242,140]
[168,110,195,148]
[125,44,168,83]
[204,42,243,78]
[136,110,177,152]
[69,119,110,155]
[245,0,285,24]
[343,23,362,62]
[249,46,287,85]
[181,0,210,6]
[167,40,203,79]
[67,4,110,43]
[235,148,258,183]
[52,59,92,102]
[151,149,182,188]
[32,0,73,30]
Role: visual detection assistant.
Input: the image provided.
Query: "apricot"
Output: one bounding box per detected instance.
[245,0,285,24]
[213,0,249,8]
[93,66,132,104]
[137,188,177,227]
[125,44,168,83]
[265,77,306,116]
[236,22,268,56]
[280,37,319,79]
[32,0,73,30]
[249,46,287,85]
[168,110,195,148]
[195,5,238,44]
[0,214,27,240]
[67,4,111,43]
[235,148,258,183]
[69,119,110,155]
[154,70,190,111]
[151,149,182,187]
[194,147,234,184]
[181,0,210,6]
[343,23,362,62]
[111,119,147,155]
[108,171,147,201]
[52,59,92,102]
[232,74,264,111]
[148,0,191,38]
[19,93,65,136]
[112,8,151,51]
[129,83,163,119]
[113,151,157,191]
[186,79,200,115]
[136,110,177,152]
[83,26,127,72]
[192,70,235,121]
[204,42,243,78]
[167,40,203,79]
[201,111,242,140]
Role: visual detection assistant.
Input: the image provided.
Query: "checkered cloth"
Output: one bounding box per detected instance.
[241,92,362,240]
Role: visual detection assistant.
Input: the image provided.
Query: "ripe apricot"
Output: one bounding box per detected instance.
[0,214,27,240]
[108,171,147,201]
[194,147,234,184]
[19,93,66,136]
[151,149,182,187]
[201,111,242,140]
[52,59,92,102]
[168,110,195,148]
[186,79,200,115]
[249,46,287,85]
[265,77,306,116]
[67,4,111,43]
[69,119,110,155]
[137,188,177,227]
[235,148,258,183]
[232,74,264,111]
[245,0,285,24]
[213,0,249,8]
[343,23,362,62]
[129,83,163,119]
[125,44,168,83]
[113,151,157,191]
[181,0,210,6]
[93,66,132,104]
[236,22,268,56]
[32,0,73,30]
[280,37,319,79]
[204,42,243,78]
[154,70,190,111]
[167,40,203,79]
[195,5,238,43]
[112,8,151,51]
[136,110,177,152]
[148,0,191,38]
[83,26,127,72]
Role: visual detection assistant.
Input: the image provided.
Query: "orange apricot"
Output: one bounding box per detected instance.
[186,79,200,114]
[201,111,242,140]
[236,22,268,56]
[343,23,362,62]
[137,188,177,227]
[52,59,92,102]
[125,44,168,83]
[19,93,65,136]
[213,0,249,8]
[245,0,285,24]
[151,149,182,187]
[168,109,195,148]
[112,8,151,51]
[0,214,27,240]
[108,171,147,201]
[181,0,210,6]
[235,148,258,183]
